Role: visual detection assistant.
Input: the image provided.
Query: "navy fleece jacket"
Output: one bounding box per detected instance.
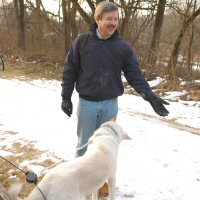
[61,24,153,101]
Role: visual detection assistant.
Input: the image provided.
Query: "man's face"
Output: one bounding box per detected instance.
[96,10,119,39]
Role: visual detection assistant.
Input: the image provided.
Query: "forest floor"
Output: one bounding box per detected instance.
[0,58,62,80]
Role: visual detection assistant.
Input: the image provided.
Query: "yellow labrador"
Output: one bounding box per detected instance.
[9,121,130,200]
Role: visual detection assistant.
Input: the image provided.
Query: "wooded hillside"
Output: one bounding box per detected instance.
[0,0,200,86]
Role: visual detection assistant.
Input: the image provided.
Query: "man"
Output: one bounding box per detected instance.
[61,1,169,158]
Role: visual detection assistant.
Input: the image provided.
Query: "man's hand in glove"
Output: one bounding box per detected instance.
[142,93,169,117]
[61,99,73,117]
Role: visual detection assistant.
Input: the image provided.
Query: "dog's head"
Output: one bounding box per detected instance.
[99,121,131,142]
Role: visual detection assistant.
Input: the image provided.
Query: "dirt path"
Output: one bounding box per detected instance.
[122,109,200,136]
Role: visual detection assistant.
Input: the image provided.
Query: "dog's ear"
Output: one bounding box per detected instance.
[102,121,131,141]
[123,132,131,140]
[113,124,131,140]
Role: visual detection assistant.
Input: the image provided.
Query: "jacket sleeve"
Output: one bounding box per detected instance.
[122,45,154,98]
[61,37,81,99]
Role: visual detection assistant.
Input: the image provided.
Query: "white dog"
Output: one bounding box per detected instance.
[9,121,130,200]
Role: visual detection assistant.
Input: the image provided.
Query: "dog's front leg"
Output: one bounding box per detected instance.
[91,192,98,200]
[108,176,116,200]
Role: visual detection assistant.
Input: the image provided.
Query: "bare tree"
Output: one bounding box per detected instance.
[186,23,195,79]
[186,0,197,79]
[13,0,25,50]
[70,3,78,40]
[62,0,69,51]
[1,0,10,34]
[35,0,43,43]
[148,0,166,65]
[168,1,200,80]
[71,0,94,27]
[119,0,137,37]
[0,0,199,83]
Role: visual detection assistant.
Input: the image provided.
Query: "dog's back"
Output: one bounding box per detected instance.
[9,121,128,200]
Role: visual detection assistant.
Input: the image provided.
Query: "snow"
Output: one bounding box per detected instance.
[0,77,200,200]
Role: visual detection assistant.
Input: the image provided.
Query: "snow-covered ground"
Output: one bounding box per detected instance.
[0,77,200,200]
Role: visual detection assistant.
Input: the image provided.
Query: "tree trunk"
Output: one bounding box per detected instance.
[71,0,93,27]
[168,7,200,80]
[186,24,195,80]
[119,0,134,37]
[1,0,10,34]
[86,0,95,14]
[62,0,68,51]
[13,0,25,50]
[148,0,166,65]
[35,0,43,44]
[67,0,71,46]
[70,3,78,41]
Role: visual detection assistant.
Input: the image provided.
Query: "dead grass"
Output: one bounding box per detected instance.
[179,83,200,101]
[2,56,200,102]
[1,58,63,81]
[0,134,57,198]
[124,79,200,101]
[0,143,41,197]
[3,131,18,135]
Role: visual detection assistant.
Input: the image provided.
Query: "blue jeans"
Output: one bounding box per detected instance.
[76,97,118,157]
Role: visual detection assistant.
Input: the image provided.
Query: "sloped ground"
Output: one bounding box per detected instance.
[0,58,199,199]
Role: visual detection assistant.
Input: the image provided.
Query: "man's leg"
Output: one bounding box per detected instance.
[76,98,118,157]
[96,98,118,197]
[96,98,118,129]
[76,98,98,157]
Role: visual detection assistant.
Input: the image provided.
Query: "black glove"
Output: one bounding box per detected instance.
[61,99,73,117]
[143,93,169,117]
